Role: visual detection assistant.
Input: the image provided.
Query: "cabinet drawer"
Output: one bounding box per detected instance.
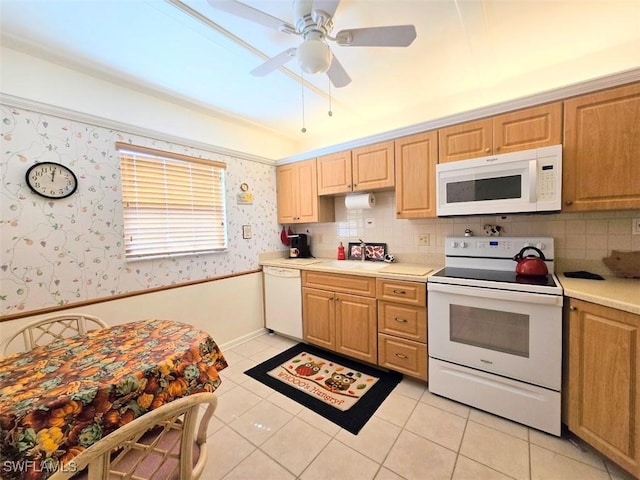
[378,334,427,381]
[376,278,426,306]
[378,301,427,342]
[303,271,376,297]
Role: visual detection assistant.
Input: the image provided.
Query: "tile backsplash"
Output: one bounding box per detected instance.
[297,191,640,276]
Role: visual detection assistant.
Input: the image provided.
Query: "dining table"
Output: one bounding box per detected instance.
[0,318,228,480]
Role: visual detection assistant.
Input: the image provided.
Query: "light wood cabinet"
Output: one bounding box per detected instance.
[563,298,640,478]
[302,271,377,364]
[277,159,334,224]
[317,140,395,195]
[394,131,438,219]
[438,102,562,163]
[376,278,428,380]
[562,82,640,212]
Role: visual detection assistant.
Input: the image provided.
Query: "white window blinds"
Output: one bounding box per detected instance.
[116,143,227,259]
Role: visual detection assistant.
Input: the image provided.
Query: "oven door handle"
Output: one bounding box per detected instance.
[428,282,563,306]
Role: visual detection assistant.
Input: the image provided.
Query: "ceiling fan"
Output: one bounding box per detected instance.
[207,0,417,88]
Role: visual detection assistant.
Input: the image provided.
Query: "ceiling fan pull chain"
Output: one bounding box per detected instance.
[301,71,307,133]
[328,80,333,117]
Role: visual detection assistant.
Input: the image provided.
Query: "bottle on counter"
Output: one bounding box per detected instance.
[337,242,346,260]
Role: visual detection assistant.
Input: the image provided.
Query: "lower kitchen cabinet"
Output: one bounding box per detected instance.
[376,278,428,380]
[563,298,640,478]
[302,271,377,365]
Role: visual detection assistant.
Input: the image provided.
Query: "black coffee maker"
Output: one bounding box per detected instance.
[289,234,311,258]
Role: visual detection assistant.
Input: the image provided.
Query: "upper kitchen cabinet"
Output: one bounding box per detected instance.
[277,159,335,224]
[438,102,562,163]
[317,140,395,195]
[563,82,640,212]
[395,131,438,219]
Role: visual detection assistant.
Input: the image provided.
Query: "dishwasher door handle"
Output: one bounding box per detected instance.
[263,266,301,278]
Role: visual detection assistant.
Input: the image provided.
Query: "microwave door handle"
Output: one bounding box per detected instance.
[529,160,537,202]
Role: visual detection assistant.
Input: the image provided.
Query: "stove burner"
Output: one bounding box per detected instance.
[431,267,558,288]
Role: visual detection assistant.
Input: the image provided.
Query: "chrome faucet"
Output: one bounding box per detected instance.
[358,238,366,261]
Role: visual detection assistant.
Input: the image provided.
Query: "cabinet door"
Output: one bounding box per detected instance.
[302,287,335,350]
[351,140,395,191]
[395,131,438,219]
[276,163,297,224]
[438,118,492,163]
[563,82,640,212]
[493,102,562,154]
[295,159,320,223]
[335,293,377,364]
[317,150,352,195]
[565,299,640,477]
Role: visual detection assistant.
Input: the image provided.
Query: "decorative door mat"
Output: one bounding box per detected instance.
[244,343,402,435]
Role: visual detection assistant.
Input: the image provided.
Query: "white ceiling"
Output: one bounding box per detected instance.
[1,0,639,157]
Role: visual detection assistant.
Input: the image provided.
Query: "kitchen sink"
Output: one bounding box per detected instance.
[321,260,388,271]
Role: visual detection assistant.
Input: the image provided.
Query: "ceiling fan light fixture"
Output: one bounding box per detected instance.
[297,37,331,74]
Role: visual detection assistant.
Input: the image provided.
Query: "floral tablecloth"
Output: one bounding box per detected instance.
[0,319,227,480]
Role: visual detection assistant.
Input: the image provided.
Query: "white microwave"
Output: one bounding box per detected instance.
[436,144,562,216]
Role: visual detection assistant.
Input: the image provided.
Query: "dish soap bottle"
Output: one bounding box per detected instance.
[337,242,346,260]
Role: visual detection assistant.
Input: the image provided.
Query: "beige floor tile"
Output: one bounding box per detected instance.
[256,333,298,350]
[374,467,404,480]
[219,356,258,384]
[468,408,529,441]
[260,417,332,476]
[531,444,610,480]
[296,407,342,436]
[214,384,263,424]
[460,421,530,480]
[228,338,272,358]
[300,439,380,480]
[201,425,255,480]
[529,430,607,471]
[229,400,293,446]
[374,390,418,427]
[393,378,427,400]
[336,416,402,463]
[452,455,513,480]
[240,376,279,399]
[420,389,471,419]
[222,449,295,480]
[384,430,457,480]
[405,402,466,451]
[248,345,287,363]
[266,389,306,415]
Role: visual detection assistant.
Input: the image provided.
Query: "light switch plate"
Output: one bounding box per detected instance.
[633,218,640,235]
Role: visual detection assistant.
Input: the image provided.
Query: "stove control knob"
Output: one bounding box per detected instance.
[451,241,459,248]
[536,242,545,250]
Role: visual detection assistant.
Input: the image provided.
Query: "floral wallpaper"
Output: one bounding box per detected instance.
[0,105,280,315]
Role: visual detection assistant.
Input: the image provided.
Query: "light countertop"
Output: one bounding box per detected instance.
[558,274,640,315]
[259,256,639,315]
[259,257,441,283]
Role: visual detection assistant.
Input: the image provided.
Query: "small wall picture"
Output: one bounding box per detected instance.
[347,242,387,261]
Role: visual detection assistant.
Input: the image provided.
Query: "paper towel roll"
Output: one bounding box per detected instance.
[345,193,376,210]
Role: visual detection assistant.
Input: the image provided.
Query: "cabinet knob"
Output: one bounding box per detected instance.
[569,306,577,311]
[484,148,491,153]
[565,201,573,206]
[495,146,500,151]
[394,317,408,323]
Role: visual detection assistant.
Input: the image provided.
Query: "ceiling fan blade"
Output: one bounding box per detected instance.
[207,0,295,33]
[312,0,340,17]
[326,54,351,88]
[335,25,417,47]
[250,48,297,76]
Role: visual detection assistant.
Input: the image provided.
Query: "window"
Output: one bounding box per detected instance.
[116,142,227,259]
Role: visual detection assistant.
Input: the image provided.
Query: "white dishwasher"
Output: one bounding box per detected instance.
[263,266,303,340]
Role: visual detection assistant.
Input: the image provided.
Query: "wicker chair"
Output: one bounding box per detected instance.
[50,392,218,480]
[2,313,108,355]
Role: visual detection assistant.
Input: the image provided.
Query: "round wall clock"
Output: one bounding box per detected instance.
[26,162,78,199]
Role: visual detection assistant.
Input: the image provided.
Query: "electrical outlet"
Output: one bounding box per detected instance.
[416,234,430,246]
[633,218,640,235]
[317,234,324,243]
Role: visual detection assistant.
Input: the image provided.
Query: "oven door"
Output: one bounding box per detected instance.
[427,282,562,390]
